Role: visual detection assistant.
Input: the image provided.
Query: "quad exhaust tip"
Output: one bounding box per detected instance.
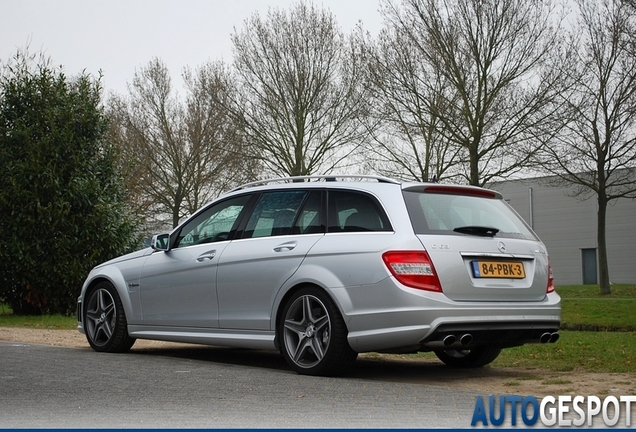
[442,335,456,346]
[442,333,473,346]
[432,331,558,349]
[460,333,473,345]
[540,332,560,343]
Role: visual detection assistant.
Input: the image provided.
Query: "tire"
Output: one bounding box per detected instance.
[84,281,136,353]
[434,347,501,368]
[278,287,357,376]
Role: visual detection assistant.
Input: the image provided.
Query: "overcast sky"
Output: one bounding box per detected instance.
[1,0,384,96]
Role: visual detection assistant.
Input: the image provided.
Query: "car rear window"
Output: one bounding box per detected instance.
[403,190,537,240]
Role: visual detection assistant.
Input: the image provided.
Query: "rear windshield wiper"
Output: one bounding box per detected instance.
[453,226,499,237]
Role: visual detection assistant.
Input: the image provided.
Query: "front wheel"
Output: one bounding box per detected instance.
[84,281,136,353]
[279,287,357,376]
[434,347,501,368]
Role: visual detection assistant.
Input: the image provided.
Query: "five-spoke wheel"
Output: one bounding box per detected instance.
[279,287,356,376]
[84,281,135,352]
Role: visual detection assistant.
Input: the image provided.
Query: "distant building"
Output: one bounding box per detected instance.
[489,175,636,286]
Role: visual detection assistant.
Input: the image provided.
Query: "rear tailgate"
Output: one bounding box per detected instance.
[402,184,550,302]
[417,234,549,302]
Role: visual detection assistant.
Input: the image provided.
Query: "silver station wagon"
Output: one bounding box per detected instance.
[77,176,561,376]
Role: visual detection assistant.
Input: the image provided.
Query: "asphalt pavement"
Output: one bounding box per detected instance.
[0,341,480,428]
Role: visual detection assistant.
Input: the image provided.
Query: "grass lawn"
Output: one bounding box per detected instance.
[495,284,635,373]
[493,330,636,373]
[558,284,636,331]
[0,313,77,330]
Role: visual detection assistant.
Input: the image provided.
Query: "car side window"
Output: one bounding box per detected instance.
[243,191,308,238]
[175,194,251,248]
[292,190,323,234]
[328,190,392,232]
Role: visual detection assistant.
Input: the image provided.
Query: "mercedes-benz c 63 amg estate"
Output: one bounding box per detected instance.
[78,176,560,376]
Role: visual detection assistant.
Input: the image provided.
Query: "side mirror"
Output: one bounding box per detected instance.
[150,233,170,252]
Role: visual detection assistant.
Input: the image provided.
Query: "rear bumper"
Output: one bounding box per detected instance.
[346,314,560,353]
[338,282,561,353]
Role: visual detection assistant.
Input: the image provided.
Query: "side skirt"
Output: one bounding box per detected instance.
[127,325,277,350]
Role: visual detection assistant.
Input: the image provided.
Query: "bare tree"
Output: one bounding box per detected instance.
[225,2,368,177]
[360,24,464,182]
[381,0,566,186]
[538,0,636,295]
[108,58,257,231]
[181,62,259,210]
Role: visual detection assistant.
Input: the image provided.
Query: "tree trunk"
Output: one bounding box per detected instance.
[469,145,480,186]
[172,208,180,229]
[597,193,611,295]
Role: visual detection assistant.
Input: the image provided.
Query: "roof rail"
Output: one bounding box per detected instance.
[230,175,400,192]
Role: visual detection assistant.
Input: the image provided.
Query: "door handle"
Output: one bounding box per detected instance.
[273,241,297,252]
[196,250,216,262]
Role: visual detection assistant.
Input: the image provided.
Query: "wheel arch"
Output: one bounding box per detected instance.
[272,280,351,351]
[273,281,358,375]
[80,270,134,328]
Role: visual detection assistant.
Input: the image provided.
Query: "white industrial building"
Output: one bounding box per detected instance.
[489,174,636,286]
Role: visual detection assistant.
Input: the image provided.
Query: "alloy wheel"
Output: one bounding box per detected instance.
[283,294,331,369]
[85,287,117,347]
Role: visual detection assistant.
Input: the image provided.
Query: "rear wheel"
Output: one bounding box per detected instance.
[434,347,501,368]
[279,287,357,376]
[84,281,135,353]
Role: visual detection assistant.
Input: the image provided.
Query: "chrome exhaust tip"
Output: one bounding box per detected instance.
[460,333,473,345]
[442,335,456,346]
[549,332,560,343]
[540,332,552,344]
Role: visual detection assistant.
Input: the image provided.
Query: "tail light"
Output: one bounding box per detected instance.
[547,261,555,293]
[382,251,443,292]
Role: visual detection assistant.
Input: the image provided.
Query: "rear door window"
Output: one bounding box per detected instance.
[292,190,324,234]
[243,191,308,238]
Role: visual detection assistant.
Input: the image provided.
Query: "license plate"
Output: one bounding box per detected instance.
[472,261,526,279]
